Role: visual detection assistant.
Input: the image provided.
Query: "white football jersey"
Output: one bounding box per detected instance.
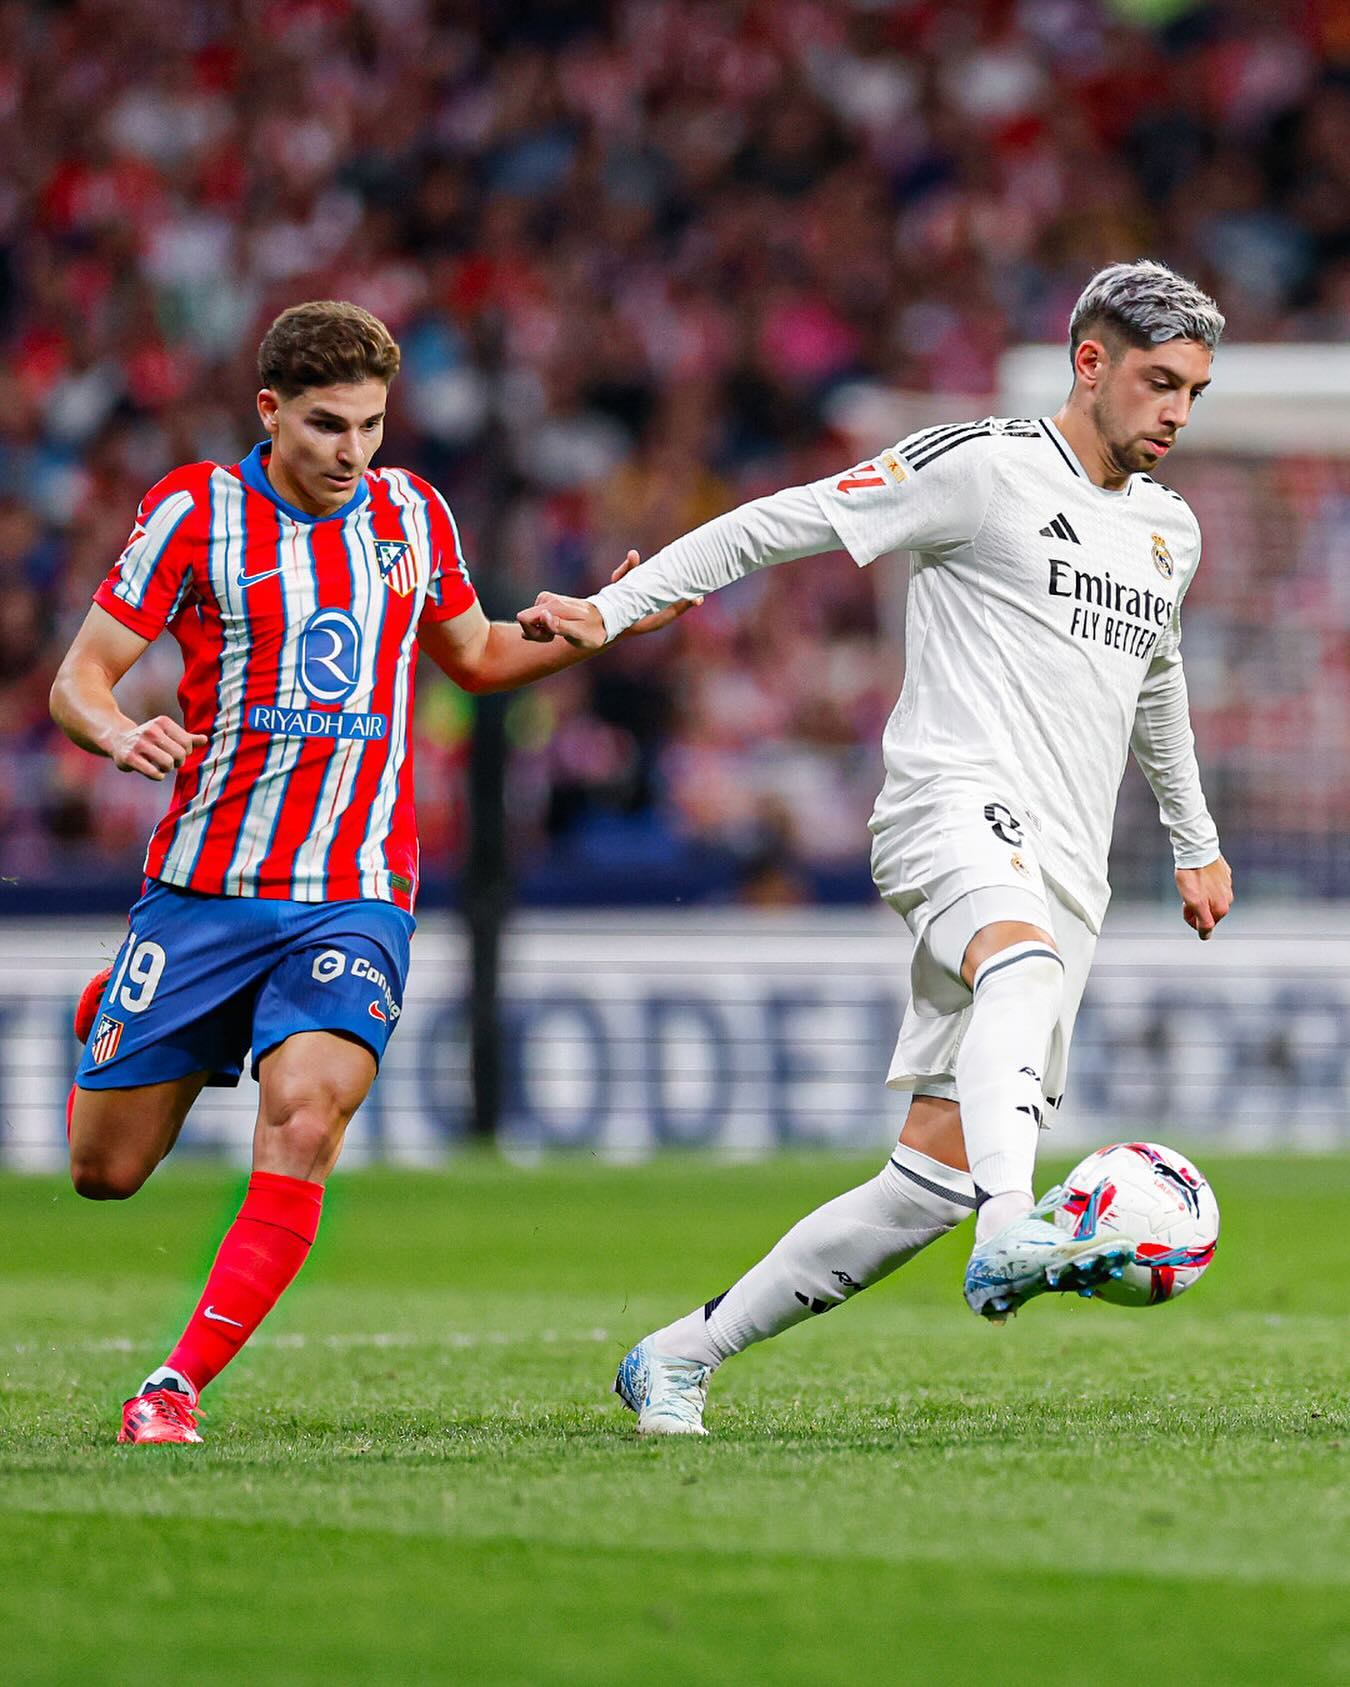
[590,415,1219,930]
[809,417,1209,928]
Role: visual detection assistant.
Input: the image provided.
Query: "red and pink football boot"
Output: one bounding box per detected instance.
[118,1378,203,1445]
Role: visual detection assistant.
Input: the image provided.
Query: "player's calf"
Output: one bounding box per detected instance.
[614,1141,976,1433]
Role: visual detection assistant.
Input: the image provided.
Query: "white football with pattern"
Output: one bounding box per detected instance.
[1052,1141,1219,1307]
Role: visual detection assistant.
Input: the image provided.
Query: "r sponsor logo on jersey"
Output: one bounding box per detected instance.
[90,1014,124,1065]
[1151,533,1174,579]
[375,540,418,596]
[301,607,363,703]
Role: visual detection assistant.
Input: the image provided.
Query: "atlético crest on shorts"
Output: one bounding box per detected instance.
[90,1014,124,1066]
[375,540,417,597]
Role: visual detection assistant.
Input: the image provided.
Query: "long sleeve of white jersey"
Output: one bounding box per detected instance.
[588,434,996,639]
[1130,643,1221,868]
[587,486,839,641]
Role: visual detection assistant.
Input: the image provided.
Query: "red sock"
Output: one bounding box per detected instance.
[166,1170,325,1396]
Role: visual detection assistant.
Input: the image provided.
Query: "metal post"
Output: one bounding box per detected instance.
[466,687,509,1139]
[464,314,515,1140]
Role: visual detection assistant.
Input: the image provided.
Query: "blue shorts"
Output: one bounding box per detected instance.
[75,881,415,1090]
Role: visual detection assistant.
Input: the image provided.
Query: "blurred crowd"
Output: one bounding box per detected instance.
[1,0,1347,904]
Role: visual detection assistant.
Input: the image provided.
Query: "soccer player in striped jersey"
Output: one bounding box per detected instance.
[519,260,1235,1434]
[52,300,692,1445]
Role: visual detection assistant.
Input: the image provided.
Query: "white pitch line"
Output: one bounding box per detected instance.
[7,1328,615,1358]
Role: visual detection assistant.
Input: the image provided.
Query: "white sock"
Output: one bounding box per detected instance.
[647,1144,975,1368]
[138,1364,197,1403]
[954,941,1064,1245]
[975,1190,1034,1240]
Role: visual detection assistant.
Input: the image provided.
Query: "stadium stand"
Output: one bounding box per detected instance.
[0,0,1346,905]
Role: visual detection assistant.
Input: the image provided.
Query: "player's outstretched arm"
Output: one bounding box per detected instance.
[429,554,700,687]
[519,484,844,648]
[421,600,598,691]
[50,604,207,781]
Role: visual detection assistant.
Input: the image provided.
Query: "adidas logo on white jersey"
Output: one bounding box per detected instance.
[1039,513,1080,544]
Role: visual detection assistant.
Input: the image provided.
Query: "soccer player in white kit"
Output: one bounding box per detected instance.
[519,259,1234,1434]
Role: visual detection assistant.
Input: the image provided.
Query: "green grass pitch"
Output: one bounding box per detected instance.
[1,1152,1347,1685]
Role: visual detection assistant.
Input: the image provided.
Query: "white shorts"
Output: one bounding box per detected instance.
[870,789,1097,1120]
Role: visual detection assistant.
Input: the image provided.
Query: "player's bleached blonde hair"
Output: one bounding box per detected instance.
[259,301,401,397]
[1068,261,1225,364]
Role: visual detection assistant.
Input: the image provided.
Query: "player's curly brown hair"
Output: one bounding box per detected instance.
[258,301,401,397]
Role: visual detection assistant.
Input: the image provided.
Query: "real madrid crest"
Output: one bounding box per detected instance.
[375,540,417,597]
[1151,533,1174,579]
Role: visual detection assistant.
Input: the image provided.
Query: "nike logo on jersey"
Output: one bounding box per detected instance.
[1038,513,1080,544]
[237,564,286,589]
[203,1305,244,1327]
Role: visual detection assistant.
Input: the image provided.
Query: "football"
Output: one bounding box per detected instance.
[1051,1141,1219,1306]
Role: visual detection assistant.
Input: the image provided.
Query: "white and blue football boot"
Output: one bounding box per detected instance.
[963,1186,1133,1321]
[613,1339,710,1436]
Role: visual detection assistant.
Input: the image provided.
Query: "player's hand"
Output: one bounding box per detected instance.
[1175,855,1233,940]
[517,594,608,649]
[109,716,208,782]
[516,552,702,647]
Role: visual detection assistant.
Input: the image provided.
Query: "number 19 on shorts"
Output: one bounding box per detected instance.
[107,935,167,1014]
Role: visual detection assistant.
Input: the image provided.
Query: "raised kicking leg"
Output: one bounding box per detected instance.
[614,1094,975,1436]
[119,1030,376,1445]
[956,922,1133,1319]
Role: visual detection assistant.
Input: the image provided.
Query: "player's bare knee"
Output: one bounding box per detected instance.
[70,1156,151,1201]
[261,1076,353,1167]
[265,1063,351,1128]
[961,920,1058,988]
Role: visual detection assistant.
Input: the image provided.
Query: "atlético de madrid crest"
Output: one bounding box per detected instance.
[1151,533,1174,579]
[375,540,417,596]
[91,1014,124,1066]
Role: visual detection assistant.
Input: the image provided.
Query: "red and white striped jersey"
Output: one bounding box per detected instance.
[94,443,478,911]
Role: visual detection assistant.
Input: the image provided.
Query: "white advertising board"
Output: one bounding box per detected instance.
[1,907,1345,1171]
